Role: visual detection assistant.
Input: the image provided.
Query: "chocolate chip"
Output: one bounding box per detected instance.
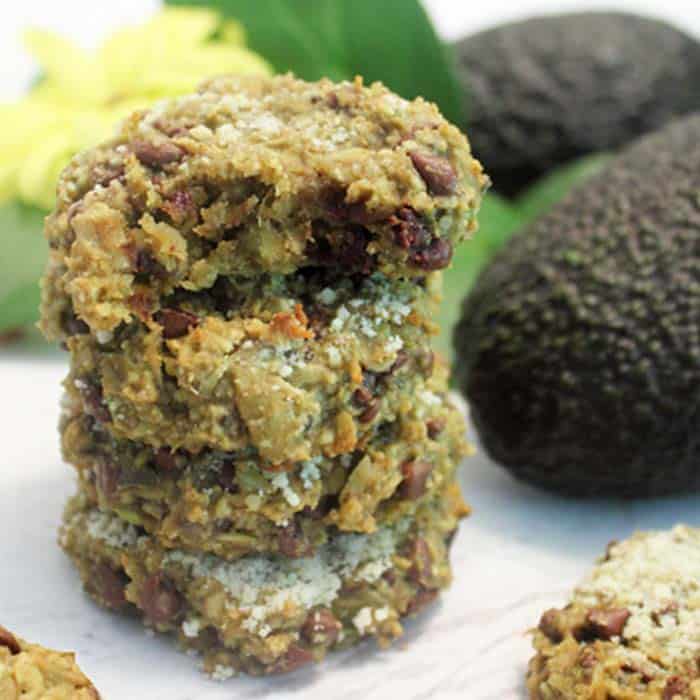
[585,608,630,640]
[133,140,184,168]
[153,448,178,472]
[410,237,452,271]
[399,460,433,500]
[139,573,183,625]
[663,676,689,700]
[426,418,446,439]
[94,564,129,610]
[0,625,20,655]
[409,151,457,195]
[154,308,199,339]
[278,521,313,558]
[405,537,433,586]
[405,588,438,616]
[326,93,340,110]
[95,461,120,501]
[217,461,238,493]
[301,608,342,646]
[269,645,314,674]
[391,207,430,251]
[359,401,380,423]
[538,609,564,643]
[352,386,373,407]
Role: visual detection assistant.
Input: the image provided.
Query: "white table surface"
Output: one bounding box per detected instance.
[1,352,698,699]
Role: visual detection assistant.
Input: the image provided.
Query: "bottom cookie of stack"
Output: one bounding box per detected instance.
[60,481,467,677]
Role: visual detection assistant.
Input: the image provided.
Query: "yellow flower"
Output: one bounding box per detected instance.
[0,8,271,210]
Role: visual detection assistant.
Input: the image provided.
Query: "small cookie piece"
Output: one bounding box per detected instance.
[528,526,700,699]
[0,626,99,699]
[62,382,469,559]
[40,73,487,341]
[60,481,468,677]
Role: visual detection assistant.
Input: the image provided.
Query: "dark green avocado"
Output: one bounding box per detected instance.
[453,115,700,498]
[453,13,700,196]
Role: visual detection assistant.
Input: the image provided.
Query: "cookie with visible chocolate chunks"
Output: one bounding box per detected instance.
[40,73,487,342]
[61,374,469,560]
[0,626,99,699]
[60,479,468,677]
[528,526,700,699]
[59,270,442,461]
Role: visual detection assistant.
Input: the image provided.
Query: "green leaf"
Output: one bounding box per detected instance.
[166,0,464,124]
[516,153,611,226]
[437,194,522,359]
[0,201,48,333]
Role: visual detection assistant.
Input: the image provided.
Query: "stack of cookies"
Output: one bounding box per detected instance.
[40,74,487,676]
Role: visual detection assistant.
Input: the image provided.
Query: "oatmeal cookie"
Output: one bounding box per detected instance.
[40,73,487,341]
[528,526,700,699]
[60,481,468,677]
[62,380,469,559]
[59,271,441,459]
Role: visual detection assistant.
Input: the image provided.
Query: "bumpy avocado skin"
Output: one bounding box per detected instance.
[453,13,700,196]
[454,115,700,498]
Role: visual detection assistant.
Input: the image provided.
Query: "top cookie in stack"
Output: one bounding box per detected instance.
[41,73,486,342]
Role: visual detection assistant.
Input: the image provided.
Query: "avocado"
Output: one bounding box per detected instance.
[453,13,700,196]
[453,114,700,498]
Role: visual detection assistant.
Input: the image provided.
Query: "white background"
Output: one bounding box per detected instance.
[1,1,699,99]
[1,2,700,699]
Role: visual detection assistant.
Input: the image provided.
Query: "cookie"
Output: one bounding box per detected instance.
[60,481,468,676]
[40,73,487,342]
[62,378,469,558]
[0,625,99,699]
[60,271,440,459]
[528,526,700,699]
